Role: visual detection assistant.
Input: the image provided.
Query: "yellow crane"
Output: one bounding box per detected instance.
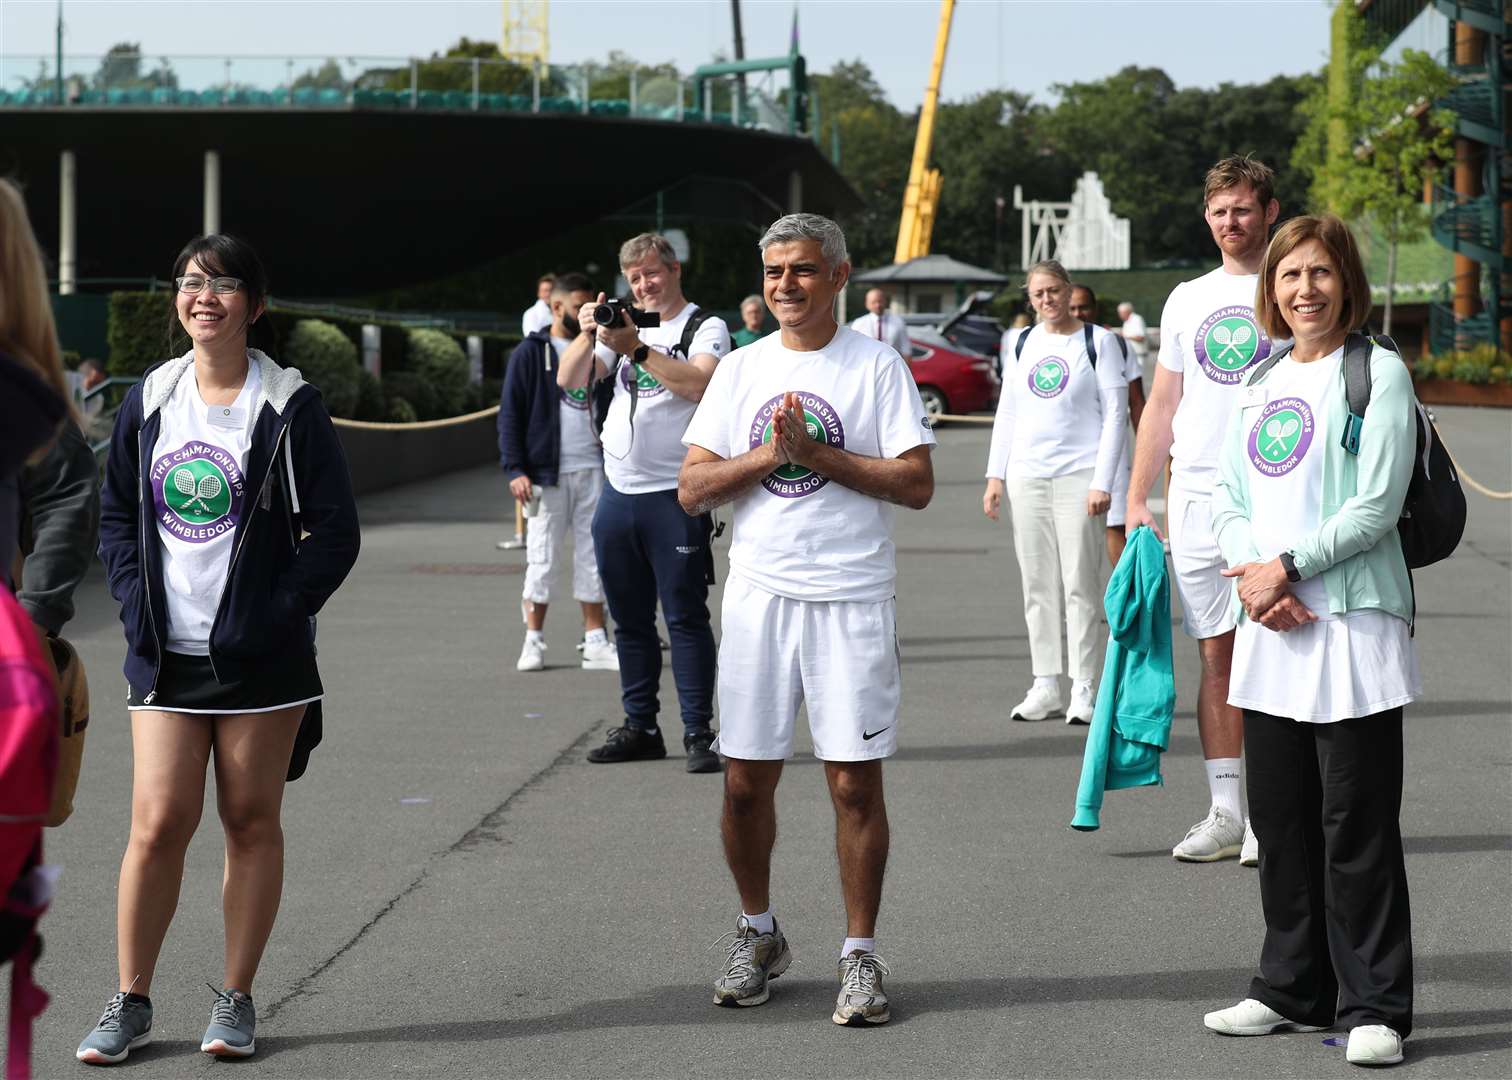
[894,0,954,263]
[502,0,549,69]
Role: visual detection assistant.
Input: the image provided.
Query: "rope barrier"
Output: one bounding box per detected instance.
[332,405,499,432]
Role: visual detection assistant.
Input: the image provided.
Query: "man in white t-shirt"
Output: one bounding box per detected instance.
[520,274,554,337]
[1126,155,1283,867]
[498,272,618,674]
[680,213,935,1027]
[1070,284,1145,568]
[1118,301,1148,367]
[556,233,730,775]
[849,287,911,358]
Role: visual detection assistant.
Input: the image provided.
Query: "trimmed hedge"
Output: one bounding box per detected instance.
[406,328,469,417]
[355,368,386,421]
[381,371,439,420]
[106,291,178,375]
[284,319,361,418]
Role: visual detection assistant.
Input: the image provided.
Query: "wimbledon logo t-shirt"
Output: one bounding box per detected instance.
[1158,266,1287,493]
[150,363,260,654]
[681,325,936,603]
[1240,348,1338,616]
[552,337,602,474]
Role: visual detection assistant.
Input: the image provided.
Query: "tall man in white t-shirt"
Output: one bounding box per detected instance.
[680,213,935,1027]
[1125,155,1283,866]
[849,287,911,358]
[557,233,730,774]
[521,274,554,337]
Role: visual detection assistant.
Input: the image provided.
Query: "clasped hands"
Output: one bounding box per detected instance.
[1221,557,1317,633]
[767,391,820,469]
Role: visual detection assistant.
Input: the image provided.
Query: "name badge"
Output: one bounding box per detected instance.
[207,404,245,430]
[1240,385,1269,407]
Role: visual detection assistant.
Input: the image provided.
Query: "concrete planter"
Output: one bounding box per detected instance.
[1412,379,1512,408]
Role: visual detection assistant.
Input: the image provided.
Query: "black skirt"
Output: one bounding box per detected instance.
[127,647,322,714]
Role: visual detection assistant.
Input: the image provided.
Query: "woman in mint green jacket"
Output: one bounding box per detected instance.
[1202,216,1417,1068]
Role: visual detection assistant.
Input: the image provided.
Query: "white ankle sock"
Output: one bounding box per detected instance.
[841,936,875,958]
[1073,678,1093,696]
[1205,758,1243,821]
[525,629,544,646]
[742,909,775,934]
[1033,675,1059,693]
[584,627,608,645]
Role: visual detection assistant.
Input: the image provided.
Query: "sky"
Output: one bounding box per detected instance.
[0,0,1415,113]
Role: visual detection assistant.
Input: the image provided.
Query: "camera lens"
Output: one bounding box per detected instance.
[592,302,616,326]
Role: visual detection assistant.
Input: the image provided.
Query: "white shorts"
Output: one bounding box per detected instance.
[523,469,605,605]
[1107,442,1132,528]
[715,574,900,762]
[1166,485,1237,640]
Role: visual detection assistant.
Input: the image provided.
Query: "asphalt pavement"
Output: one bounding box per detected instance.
[8,404,1510,1079]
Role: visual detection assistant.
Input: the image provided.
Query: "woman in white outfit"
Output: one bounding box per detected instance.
[1203,215,1417,1068]
[983,261,1127,724]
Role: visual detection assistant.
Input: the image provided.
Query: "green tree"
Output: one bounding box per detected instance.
[292,59,348,92]
[91,42,176,92]
[1296,12,1455,334]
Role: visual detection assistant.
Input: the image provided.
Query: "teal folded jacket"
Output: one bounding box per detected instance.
[1071,526,1175,831]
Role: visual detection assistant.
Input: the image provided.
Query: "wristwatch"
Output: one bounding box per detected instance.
[1279,551,1302,582]
[632,344,650,363]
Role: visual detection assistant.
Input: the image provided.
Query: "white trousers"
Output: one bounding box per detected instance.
[523,468,605,605]
[1006,468,1103,681]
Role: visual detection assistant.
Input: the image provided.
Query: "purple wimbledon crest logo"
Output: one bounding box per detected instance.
[1246,397,1315,477]
[1028,356,1069,399]
[748,392,846,498]
[150,441,246,543]
[1195,306,1271,384]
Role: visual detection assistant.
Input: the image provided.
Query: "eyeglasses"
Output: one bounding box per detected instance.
[175,275,244,295]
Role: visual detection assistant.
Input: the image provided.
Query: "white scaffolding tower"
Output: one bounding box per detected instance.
[1014,172,1130,271]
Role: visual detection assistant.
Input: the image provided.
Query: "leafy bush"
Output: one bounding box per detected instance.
[1419,345,1511,384]
[106,291,178,375]
[382,371,438,420]
[355,368,386,420]
[406,328,469,416]
[284,319,361,417]
[1412,354,1436,381]
[386,397,418,423]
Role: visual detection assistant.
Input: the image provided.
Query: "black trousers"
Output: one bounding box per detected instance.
[1243,707,1414,1036]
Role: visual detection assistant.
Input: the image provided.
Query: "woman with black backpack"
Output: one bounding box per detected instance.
[1204,215,1418,1068]
[81,234,359,1064]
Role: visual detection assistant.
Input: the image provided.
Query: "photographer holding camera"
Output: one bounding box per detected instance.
[556,233,730,774]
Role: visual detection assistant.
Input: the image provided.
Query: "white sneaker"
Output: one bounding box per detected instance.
[516,637,546,672]
[579,637,619,671]
[1066,682,1095,725]
[1010,684,1063,721]
[1204,998,1327,1036]
[1240,819,1260,867]
[1346,1024,1404,1066]
[1172,806,1245,862]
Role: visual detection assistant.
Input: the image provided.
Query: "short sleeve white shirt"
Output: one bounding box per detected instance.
[1158,267,1288,495]
[849,312,911,358]
[522,298,551,338]
[1120,311,1148,363]
[681,325,935,603]
[551,337,601,474]
[600,302,730,494]
[149,362,262,654]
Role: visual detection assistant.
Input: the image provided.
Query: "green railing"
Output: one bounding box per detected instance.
[1431,183,1505,265]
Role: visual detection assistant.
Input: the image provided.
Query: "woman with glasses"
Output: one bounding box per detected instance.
[982,260,1127,725]
[80,235,360,1064]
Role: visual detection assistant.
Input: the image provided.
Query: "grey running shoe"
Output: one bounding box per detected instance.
[200,986,256,1057]
[76,992,153,1064]
[713,916,792,1007]
[833,949,891,1026]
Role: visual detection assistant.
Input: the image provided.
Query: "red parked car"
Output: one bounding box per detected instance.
[903,329,1000,416]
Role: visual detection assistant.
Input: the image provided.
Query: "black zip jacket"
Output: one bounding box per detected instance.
[98,352,360,694]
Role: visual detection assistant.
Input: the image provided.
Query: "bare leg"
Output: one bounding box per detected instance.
[214,705,304,994]
[581,601,605,633]
[117,711,213,994]
[525,601,548,632]
[1105,525,1127,569]
[824,761,889,938]
[1197,631,1244,760]
[721,759,784,914]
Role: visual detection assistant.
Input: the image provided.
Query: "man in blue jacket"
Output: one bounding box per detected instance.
[498,272,618,674]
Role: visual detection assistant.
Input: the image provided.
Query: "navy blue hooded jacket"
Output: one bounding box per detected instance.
[498,331,604,487]
[98,351,360,694]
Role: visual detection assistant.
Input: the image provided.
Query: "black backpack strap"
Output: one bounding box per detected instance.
[1013,325,1033,362]
[1115,334,1128,361]
[1340,332,1383,456]
[1244,341,1294,387]
[1083,322,1097,369]
[678,308,715,359]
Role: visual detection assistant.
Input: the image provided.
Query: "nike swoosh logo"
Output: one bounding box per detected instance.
[862,727,891,741]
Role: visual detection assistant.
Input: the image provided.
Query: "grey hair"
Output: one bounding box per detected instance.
[758,213,849,269]
[619,232,679,270]
[739,293,763,310]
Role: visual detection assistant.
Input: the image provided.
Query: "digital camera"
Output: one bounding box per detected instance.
[593,297,661,330]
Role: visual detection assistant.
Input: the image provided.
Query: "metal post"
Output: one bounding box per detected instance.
[532,63,540,112]
[55,0,64,105]
[361,324,381,377]
[705,80,713,122]
[203,150,221,235]
[629,69,637,116]
[472,57,480,110]
[582,65,589,115]
[466,335,483,385]
[58,150,76,295]
[679,79,686,121]
[410,58,418,108]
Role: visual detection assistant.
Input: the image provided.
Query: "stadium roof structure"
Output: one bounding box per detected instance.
[854,254,1009,285]
[5,107,859,296]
